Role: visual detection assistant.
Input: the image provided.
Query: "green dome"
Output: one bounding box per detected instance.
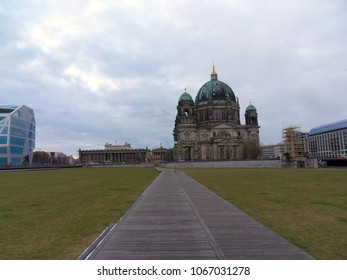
[179,91,193,102]
[246,104,257,111]
[195,72,236,103]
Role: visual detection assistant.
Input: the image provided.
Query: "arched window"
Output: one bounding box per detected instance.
[184,109,189,116]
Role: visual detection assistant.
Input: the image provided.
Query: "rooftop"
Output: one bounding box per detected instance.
[0,105,19,114]
[105,143,132,150]
[309,119,347,136]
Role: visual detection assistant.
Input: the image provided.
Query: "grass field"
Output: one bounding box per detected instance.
[183,168,347,260]
[1,167,346,259]
[0,167,158,259]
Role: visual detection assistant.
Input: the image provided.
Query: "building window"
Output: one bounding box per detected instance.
[0,136,7,145]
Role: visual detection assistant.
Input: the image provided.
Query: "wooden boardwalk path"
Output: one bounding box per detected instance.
[80,169,313,260]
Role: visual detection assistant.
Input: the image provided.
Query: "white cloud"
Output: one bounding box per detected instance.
[27,24,62,53]
[64,64,117,93]
[1,0,347,156]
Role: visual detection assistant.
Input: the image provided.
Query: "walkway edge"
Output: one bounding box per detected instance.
[78,172,162,260]
[77,223,116,260]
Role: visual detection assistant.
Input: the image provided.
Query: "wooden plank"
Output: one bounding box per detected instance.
[83,169,314,260]
[86,169,218,259]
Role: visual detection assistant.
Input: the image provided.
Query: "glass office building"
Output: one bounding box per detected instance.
[0,105,36,166]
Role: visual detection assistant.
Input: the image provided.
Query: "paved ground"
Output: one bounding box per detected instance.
[80,169,313,260]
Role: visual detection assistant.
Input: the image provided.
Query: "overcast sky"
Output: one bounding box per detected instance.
[1,0,346,157]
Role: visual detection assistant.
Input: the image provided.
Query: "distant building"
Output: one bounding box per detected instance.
[262,121,347,166]
[0,105,35,166]
[308,119,347,159]
[262,144,276,159]
[173,66,260,161]
[151,147,172,162]
[79,143,150,165]
[261,145,275,159]
[274,142,285,159]
[33,151,74,165]
[261,142,285,160]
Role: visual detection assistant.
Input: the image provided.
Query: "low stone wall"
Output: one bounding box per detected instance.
[88,163,155,168]
[162,160,281,169]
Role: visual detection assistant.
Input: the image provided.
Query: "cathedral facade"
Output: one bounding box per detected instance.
[173,66,260,161]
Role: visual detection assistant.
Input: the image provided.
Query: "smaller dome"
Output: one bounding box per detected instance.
[179,90,193,102]
[246,104,257,112]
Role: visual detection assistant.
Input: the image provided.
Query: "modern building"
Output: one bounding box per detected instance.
[79,143,150,165]
[0,105,36,166]
[308,119,347,159]
[173,66,260,161]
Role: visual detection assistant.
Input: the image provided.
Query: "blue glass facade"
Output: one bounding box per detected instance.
[0,105,36,166]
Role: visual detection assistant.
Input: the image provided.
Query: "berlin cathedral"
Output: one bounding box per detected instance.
[173,66,260,161]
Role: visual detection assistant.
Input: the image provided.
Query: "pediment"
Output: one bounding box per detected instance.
[214,123,233,130]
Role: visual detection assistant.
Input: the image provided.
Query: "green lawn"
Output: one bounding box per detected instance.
[0,167,158,259]
[182,168,347,260]
[1,167,346,260]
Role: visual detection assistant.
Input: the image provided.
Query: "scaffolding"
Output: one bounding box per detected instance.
[282,126,306,167]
